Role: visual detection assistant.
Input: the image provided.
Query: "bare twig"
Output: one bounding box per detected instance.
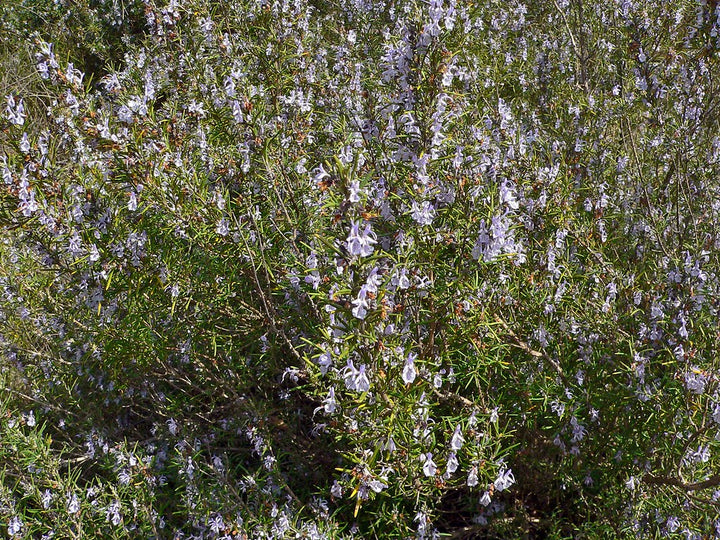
[238,219,304,365]
[493,314,570,387]
[643,473,720,492]
[552,0,588,92]
[6,387,80,418]
[430,385,474,410]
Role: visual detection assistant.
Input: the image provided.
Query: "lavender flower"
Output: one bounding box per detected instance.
[346,221,377,257]
[422,453,437,477]
[446,452,459,475]
[450,425,464,450]
[8,516,22,537]
[351,285,370,319]
[402,352,417,384]
[411,200,436,226]
[5,95,26,126]
[494,468,515,491]
[467,465,479,487]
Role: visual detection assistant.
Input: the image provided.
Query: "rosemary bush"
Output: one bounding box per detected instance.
[2,0,720,537]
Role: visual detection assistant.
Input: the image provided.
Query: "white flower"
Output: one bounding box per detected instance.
[713,403,720,424]
[500,181,519,210]
[625,475,636,490]
[322,387,338,414]
[346,221,377,257]
[330,480,343,498]
[450,425,464,450]
[446,452,459,475]
[422,453,437,477]
[411,200,436,226]
[391,268,411,290]
[369,478,387,493]
[316,347,332,375]
[313,164,330,184]
[8,516,23,536]
[106,500,122,526]
[365,267,383,293]
[5,95,26,126]
[685,368,707,395]
[351,285,370,319]
[67,492,80,513]
[216,218,229,236]
[402,353,417,384]
[19,133,31,153]
[494,468,515,491]
[118,468,131,485]
[467,465,479,487]
[42,489,53,509]
[209,514,224,534]
[666,516,680,533]
[348,180,362,202]
[355,365,371,392]
[342,359,359,390]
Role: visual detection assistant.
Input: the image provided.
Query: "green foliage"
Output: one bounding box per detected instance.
[0,0,145,78]
[2,0,720,538]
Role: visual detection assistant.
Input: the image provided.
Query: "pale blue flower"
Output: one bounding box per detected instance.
[402,352,417,384]
[422,452,437,477]
[346,221,377,257]
[450,425,464,450]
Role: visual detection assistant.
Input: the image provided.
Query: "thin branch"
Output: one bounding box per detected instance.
[430,385,475,410]
[6,387,80,419]
[643,473,720,492]
[493,314,570,387]
[238,222,304,364]
[552,0,588,92]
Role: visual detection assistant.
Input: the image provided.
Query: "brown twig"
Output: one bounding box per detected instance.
[430,385,475,410]
[493,314,570,387]
[643,473,720,492]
